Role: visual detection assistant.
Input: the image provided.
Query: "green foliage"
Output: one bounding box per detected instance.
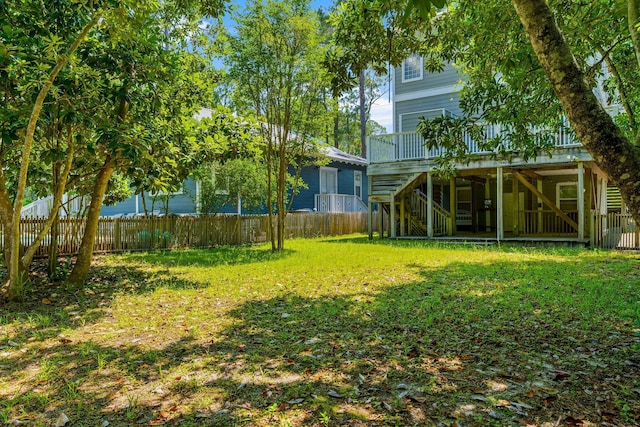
[398,1,640,165]
[326,0,437,90]
[331,71,388,156]
[189,158,269,214]
[0,0,231,294]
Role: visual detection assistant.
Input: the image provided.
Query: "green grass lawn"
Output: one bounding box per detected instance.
[1,236,639,426]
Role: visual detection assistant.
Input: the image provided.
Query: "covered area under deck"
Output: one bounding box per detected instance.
[367,159,609,246]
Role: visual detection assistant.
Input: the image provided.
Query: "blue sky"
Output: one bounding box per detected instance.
[220,0,393,133]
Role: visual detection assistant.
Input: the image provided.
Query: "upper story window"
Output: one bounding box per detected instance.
[402,54,423,83]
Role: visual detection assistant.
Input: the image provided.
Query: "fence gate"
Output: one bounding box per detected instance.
[591,211,639,249]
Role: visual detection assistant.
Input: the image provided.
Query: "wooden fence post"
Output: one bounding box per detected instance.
[114,218,121,251]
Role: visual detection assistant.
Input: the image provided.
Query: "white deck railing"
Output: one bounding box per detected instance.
[21,196,54,218]
[21,194,89,218]
[368,123,581,164]
[314,194,367,213]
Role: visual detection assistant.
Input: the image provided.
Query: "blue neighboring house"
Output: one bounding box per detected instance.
[100,144,369,217]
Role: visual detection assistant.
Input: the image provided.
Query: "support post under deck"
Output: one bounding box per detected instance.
[512,175,519,237]
[577,162,584,240]
[497,167,504,241]
[427,172,433,238]
[400,195,405,237]
[449,177,456,236]
[368,200,373,240]
[390,192,396,238]
[378,203,384,239]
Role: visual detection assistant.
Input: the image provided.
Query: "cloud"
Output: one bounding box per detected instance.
[370,98,393,133]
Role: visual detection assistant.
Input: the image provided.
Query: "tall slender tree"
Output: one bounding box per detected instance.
[224,0,331,250]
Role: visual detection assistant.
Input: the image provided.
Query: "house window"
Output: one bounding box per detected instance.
[354,170,362,198]
[402,54,423,82]
[320,167,338,194]
[557,182,578,211]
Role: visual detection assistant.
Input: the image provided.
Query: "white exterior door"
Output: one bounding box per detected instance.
[354,170,362,198]
[320,167,338,194]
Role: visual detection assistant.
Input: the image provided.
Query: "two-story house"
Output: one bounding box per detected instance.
[366,55,614,245]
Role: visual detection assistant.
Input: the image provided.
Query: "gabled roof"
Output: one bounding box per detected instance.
[321,145,367,166]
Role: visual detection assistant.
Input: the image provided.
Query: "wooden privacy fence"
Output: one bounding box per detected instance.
[591,211,639,249]
[0,212,377,257]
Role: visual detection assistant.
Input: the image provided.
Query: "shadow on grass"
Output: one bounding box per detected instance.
[0,245,293,341]
[318,235,598,254]
[1,250,638,426]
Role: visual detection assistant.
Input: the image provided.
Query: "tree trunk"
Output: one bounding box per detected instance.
[66,159,115,287]
[48,212,59,278]
[141,191,148,216]
[264,127,277,251]
[277,145,287,250]
[334,114,340,149]
[628,0,640,72]
[512,0,640,222]
[359,70,367,158]
[0,230,27,301]
[7,15,100,295]
[0,168,22,300]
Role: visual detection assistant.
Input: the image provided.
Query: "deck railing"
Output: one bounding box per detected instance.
[21,194,89,218]
[519,210,578,235]
[314,194,367,213]
[21,196,54,218]
[368,122,581,163]
[411,190,450,236]
[433,202,450,236]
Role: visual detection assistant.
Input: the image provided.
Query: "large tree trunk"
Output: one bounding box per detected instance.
[66,159,115,287]
[0,224,27,301]
[265,131,276,251]
[20,142,74,272]
[512,0,640,222]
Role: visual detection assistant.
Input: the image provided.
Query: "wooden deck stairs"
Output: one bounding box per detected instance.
[369,172,426,203]
[383,188,451,237]
[411,190,450,236]
[372,173,454,238]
